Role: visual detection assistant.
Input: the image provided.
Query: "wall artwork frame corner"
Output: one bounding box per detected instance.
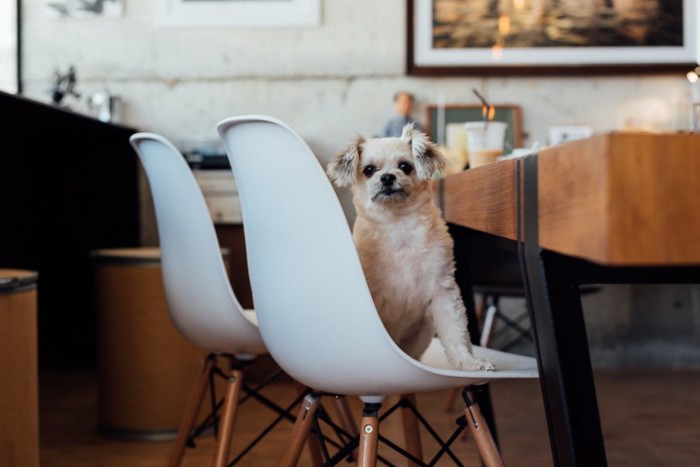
[407,0,698,75]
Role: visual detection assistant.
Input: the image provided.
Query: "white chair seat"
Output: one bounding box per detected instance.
[419,338,536,377]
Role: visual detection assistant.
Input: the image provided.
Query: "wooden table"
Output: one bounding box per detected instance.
[440,132,700,466]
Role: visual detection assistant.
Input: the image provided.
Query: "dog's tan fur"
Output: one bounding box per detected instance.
[327,124,493,371]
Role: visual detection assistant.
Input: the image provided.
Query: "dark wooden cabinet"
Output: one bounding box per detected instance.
[0,91,139,367]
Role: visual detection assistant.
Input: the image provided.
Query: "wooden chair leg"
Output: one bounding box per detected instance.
[463,390,504,467]
[212,369,244,467]
[400,394,423,467]
[357,402,381,467]
[293,384,324,466]
[332,396,359,459]
[167,354,217,467]
[280,393,321,467]
[444,387,461,413]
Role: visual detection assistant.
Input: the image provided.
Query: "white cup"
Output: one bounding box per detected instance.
[443,123,468,173]
[464,121,507,168]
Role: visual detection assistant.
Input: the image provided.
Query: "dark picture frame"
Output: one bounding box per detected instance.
[407,0,697,76]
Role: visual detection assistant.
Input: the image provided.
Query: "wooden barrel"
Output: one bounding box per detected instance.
[0,269,39,467]
[92,248,228,440]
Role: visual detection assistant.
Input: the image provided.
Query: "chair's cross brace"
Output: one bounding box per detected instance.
[429,419,469,466]
[317,396,471,466]
[313,405,357,463]
[312,409,334,463]
[377,434,427,466]
[185,363,301,462]
[397,396,464,465]
[309,403,395,466]
[229,389,360,466]
[376,396,464,464]
[492,310,531,342]
[240,382,299,422]
[227,390,309,466]
[238,367,284,404]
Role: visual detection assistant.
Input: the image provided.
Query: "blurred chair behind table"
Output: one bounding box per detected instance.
[461,228,601,352]
[444,225,601,411]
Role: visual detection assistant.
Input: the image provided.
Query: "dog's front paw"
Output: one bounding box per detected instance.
[459,357,495,371]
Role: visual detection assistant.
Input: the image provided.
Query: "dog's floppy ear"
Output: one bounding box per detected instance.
[401,124,447,180]
[327,134,365,187]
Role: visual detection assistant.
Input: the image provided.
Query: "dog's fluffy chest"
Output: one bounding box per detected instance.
[353,209,452,323]
[377,217,436,270]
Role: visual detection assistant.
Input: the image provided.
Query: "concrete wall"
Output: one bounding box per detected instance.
[21,1,694,153]
[19,0,700,367]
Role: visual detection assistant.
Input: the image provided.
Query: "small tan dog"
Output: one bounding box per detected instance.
[327,124,493,371]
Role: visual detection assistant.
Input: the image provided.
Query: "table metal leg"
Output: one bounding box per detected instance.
[521,154,606,466]
[523,250,607,466]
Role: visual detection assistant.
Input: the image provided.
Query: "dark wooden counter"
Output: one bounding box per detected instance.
[0,91,139,366]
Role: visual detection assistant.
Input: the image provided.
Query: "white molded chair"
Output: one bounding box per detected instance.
[218,115,539,466]
[130,133,312,467]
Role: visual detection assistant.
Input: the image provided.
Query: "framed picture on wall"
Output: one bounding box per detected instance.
[156,0,321,28]
[425,104,523,153]
[407,0,697,75]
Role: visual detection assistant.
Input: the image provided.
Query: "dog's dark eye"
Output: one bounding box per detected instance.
[363,165,377,177]
[398,161,413,175]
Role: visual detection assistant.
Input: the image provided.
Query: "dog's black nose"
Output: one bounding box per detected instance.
[380,173,396,185]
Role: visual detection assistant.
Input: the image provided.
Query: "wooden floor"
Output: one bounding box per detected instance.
[40,367,700,466]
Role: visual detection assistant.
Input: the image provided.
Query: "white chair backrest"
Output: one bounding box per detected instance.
[129,133,264,355]
[218,116,428,394]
